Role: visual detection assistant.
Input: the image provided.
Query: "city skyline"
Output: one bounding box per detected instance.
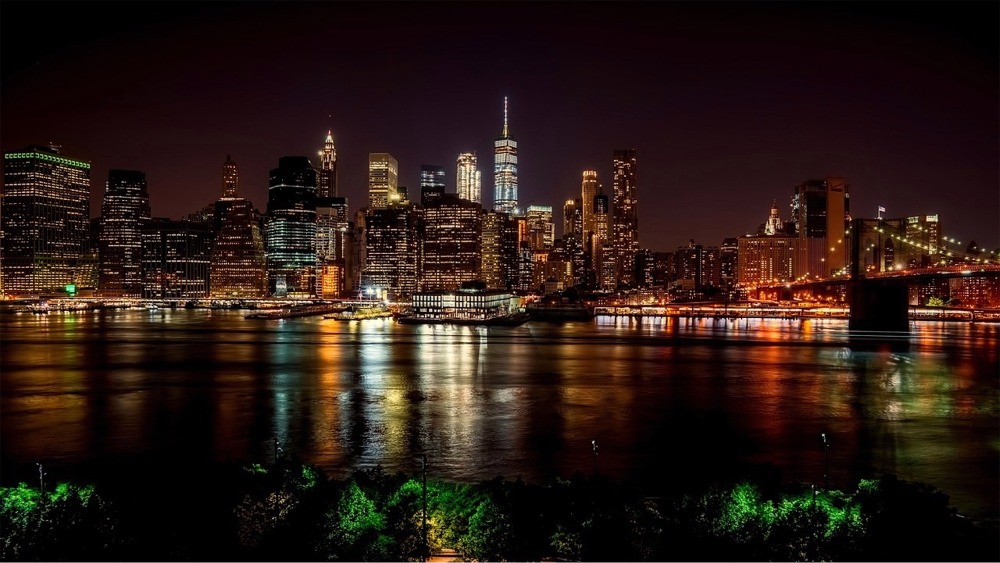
[2,1,997,251]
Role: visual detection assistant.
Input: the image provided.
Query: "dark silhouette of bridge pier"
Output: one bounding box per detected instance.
[848,218,910,337]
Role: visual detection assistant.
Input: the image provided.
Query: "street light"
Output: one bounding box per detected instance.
[591,439,599,476]
[821,433,829,489]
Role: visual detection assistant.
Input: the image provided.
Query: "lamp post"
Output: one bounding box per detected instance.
[591,439,599,476]
[821,432,829,489]
[36,462,45,497]
[421,454,428,562]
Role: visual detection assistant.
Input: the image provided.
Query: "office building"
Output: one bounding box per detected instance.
[493,97,519,214]
[210,198,267,298]
[99,169,151,297]
[592,189,615,291]
[318,130,338,198]
[1,145,91,296]
[456,152,481,204]
[525,204,554,251]
[364,203,418,300]
[265,156,317,297]
[612,149,639,286]
[141,218,212,298]
[368,153,399,209]
[792,177,849,279]
[418,194,482,291]
[481,210,518,291]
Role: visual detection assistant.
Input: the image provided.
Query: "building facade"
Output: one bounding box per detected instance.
[318,130,338,198]
[1,145,92,296]
[456,152,481,204]
[99,169,151,297]
[364,204,418,300]
[418,194,482,291]
[141,218,212,298]
[210,198,267,298]
[265,156,317,297]
[792,177,849,279]
[368,153,399,209]
[493,97,519,214]
[612,149,639,287]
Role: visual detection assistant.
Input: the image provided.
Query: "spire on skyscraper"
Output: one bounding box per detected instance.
[502,96,509,138]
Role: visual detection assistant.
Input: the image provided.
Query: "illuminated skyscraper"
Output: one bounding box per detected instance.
[420,164,446,203]
[580,170,598,244]
[141,218,212,298]
[1,145,91,296]
[481,210,515,290]
[456,152,481,204]
[210,198,266,298]
[365,204,417,300]
[318,130,338,198]
[99,169,151,297]
[792,177,849,279]
[493,97,518,214]
[369,153,399,209]
[562,198,585,287]
[222,154,239,198]
[525,205,554,251]
[593,189,615,292]
[418,194,482,291]
[316,196,353,298]
[612,149,639,287]
[265,156,317,297]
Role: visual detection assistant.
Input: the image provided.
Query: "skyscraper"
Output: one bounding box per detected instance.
[612,149,639,287]
[210,198,267,298]
[525,205,554,252]
[222,154,239,198]
[99,169,151,297]
[792,177,849,279]
[456,152,481,204]
[420,164,446,204]
[265,156,317,297]
[1,145,91,296]
[141,218,212,298]
[480,210,518,291]
[418,194,482,291]
[368,153,399,209]
[365,204,418,300]
[493,97,518,214]
[593,189,616,292]
[318,130,338,199]
[580,170,598,245]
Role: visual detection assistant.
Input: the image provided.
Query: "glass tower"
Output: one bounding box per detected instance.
[456,152,481,204]
[265,156,318,297]
[493,97,518,214]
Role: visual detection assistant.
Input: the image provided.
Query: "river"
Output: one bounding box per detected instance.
[1,309,997,519]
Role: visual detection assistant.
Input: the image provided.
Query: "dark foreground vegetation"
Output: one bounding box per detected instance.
[2,459,997,561]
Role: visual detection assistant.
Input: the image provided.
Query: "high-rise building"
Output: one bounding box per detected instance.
[493,97,519,214]
[720,237,739,290]
[904,214,942,268]
[210,198,267,298]
[612,149,639,287]
[1,145,91,296]
[792,177,849,279]
[481,210,518,290]
[316,196,353,298]
[265,156,317,297]
[418,194,482,291]
[420,165,446,205]
[99,169,151,297]
[420,164,446,193]
[580,170,598,244]
[318,130,338,198]
[222,154,239,198]
[141,218,212,298]
[592,189,615,292]
[737,235,798,286]
[634,249,655,289]
[525,204,554,251]
[364,204,418,300]
[368,153,399,209]
[456,152,481,204]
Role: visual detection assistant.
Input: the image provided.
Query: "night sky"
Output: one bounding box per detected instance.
[3,1,997,252]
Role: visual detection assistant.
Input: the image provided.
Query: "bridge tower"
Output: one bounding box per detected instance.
[848,218,910,333]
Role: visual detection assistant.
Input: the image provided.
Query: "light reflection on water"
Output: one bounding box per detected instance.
[1,310,997,518]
